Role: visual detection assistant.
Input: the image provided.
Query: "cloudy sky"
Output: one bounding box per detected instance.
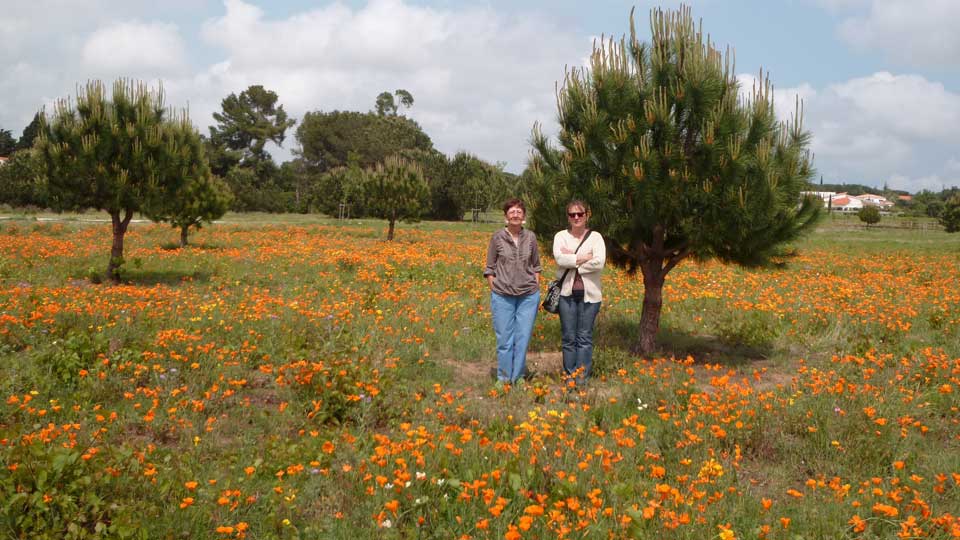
[2,0,959,192]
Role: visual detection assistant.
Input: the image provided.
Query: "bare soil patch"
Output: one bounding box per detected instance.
[441,351,799,406]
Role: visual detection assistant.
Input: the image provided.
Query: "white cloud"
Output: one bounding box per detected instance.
[809,0,871,13]
[886,173,958,192]
[82,21,188,76]
[797,72,960,190]
[739,70,960,191]
[838,0,960,67]
[830,72,960,139]
[194,0,584,170]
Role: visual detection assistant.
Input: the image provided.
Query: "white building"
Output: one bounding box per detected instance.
[853,193,894,209]
[829,194,864,212]
[802,191,896,212]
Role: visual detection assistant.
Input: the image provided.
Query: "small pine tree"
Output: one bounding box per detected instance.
[35,80,202,281]
[858,205,881,227]
[142,119,232,247]
[156,174,232,247]
[939,195,960,233]
[361,156,429,240]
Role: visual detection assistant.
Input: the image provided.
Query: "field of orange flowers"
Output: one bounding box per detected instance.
[1,218,958,539]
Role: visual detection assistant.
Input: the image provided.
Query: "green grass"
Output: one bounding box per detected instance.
[0,216,958,539]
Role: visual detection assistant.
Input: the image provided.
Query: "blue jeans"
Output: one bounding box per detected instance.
[559,294,601,385]
[490,290,540,383]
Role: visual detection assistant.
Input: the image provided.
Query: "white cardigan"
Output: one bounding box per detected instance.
[552,229,606,303]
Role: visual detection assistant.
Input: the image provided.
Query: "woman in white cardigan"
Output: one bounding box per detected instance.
[552,200,605,386]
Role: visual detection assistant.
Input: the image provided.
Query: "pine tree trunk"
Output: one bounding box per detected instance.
[637,258,665,356]
[108,209,133,283]
[634,225,687,356]
[387,219,396,241]
[180,224,190,248]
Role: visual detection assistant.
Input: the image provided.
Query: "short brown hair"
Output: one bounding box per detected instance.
[566,199,590,214]
[502,198,525,215]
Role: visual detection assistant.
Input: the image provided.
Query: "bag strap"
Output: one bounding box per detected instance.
[573,229,592,253]
[558,230,592,283]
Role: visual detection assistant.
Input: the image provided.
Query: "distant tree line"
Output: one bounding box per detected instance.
[1,84,519,223]
[897,188,960,219]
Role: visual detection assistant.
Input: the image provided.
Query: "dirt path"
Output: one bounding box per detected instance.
[440,351,798,408]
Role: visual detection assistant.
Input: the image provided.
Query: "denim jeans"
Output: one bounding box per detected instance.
[490,290,540,383]
[558,295,601,385]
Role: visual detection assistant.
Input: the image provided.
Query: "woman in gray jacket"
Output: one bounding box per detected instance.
[483,198,542,385]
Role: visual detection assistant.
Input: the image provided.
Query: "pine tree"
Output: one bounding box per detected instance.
[142,118,232,247]
[35,79,206,282]
[361,156,429,240]
[170,174,232,247]
[529,6,821,354]
[209,85,295,165]
[17,113,43,151]
[939,195,960,233]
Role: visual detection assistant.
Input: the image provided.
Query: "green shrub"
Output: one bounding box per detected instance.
[1,445,144,539]
[37,331,106,386]
[858,205,881,226]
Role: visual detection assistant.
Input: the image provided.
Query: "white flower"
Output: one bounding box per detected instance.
[380,519,393,528]
[416,471,426,480]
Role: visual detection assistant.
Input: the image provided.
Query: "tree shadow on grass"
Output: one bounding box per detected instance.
[190,243,226,251]
[158,242,226,251]
[123,270,213,286]
[598,316,773,367]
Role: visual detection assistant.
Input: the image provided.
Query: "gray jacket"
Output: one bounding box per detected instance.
[483,228,542,296]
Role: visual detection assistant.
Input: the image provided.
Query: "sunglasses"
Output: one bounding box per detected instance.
[567,212,586,218]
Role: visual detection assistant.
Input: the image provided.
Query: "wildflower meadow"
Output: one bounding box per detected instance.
[1,215,958,539]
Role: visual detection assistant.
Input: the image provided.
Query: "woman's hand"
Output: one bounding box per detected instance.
[560,247,574,255]
[487,275,495,289]
[576,251,593,265]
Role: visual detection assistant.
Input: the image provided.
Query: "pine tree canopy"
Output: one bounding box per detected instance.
[210,85,294,162]
[36,80,193,215]
[529,6,821,272]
